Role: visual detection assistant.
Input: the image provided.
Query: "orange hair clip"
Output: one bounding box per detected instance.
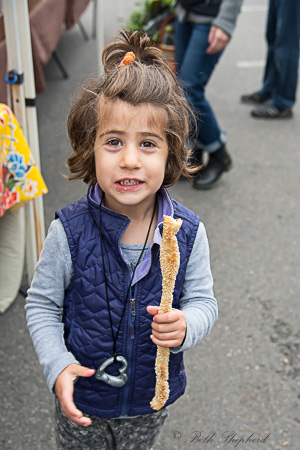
[119,51,136,67]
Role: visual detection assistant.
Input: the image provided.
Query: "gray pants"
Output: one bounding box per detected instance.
[55,398,168,450]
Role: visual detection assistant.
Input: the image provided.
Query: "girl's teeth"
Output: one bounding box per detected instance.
[120,180,140,186]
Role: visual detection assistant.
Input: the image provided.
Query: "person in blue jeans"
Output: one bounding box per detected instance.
[241,0,300,118]
[175,0,242,189]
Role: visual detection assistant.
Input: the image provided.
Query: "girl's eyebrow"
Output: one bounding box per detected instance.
[99,129,125,138]
[139,131,165,141]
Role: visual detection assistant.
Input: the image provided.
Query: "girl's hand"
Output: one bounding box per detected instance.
[54,364,95,426]
[206,25,230,55]
[147,305,186,348]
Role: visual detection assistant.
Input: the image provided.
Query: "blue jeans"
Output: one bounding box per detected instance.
[175,20,226,153]
[259,0,300,110]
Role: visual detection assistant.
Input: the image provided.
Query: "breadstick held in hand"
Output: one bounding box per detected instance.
[150,215,182,411]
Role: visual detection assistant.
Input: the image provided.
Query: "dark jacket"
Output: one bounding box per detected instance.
[177,0,221,17]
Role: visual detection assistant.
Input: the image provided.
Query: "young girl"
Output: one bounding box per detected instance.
[26,30,218,450]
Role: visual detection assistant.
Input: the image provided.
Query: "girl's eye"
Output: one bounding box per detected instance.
[140,140,156,148]
[107,139,122,147]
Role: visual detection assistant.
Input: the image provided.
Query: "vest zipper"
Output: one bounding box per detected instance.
[129,298,136,339]
[120,287,137,416]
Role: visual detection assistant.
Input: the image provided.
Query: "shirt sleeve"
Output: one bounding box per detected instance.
[171,221,218,354]
[212,0,243,37]
[25,219,78,392]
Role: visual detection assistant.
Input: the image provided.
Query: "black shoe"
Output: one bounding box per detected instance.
[241,91,268,105]
[251,104,293,119]
[192,145,232,190]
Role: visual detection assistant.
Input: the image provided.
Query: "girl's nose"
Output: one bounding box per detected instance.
[120,145,141,169]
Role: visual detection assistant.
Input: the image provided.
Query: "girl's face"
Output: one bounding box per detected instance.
[94,99,168,217]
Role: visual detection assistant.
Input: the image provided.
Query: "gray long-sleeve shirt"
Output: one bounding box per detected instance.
[25,218,217,393]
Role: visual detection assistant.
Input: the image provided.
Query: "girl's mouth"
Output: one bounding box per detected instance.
[116,179,144,191]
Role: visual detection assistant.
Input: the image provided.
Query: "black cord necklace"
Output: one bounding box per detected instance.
[95,194,157,387]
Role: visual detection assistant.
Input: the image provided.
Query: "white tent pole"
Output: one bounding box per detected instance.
[95,0,105,75]
[15,3,40,166]
[2,0,44,284]
[2,1,27,128]
[16,0,46,259]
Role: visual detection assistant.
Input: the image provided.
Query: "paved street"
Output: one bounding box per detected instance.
[1,0,300,448]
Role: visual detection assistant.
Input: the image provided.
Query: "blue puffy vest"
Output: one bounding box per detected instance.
[56,188,200,418]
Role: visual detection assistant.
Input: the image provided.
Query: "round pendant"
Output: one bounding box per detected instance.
[95,355,128,387]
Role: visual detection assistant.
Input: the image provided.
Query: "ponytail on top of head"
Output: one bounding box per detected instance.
[67,30,198,187]
[100,30,179,107]
[102,30,170,74]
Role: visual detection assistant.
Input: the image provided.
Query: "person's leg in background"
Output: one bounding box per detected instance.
[257,0,277,100]
[175,18,203,168]
[175,20,232,189]
[242,0,300,118]
[241,0,276,105]
[241,0,277,105]
[252,0,300,117]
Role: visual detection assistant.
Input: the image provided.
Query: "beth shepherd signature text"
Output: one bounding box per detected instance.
[173,430,271,447]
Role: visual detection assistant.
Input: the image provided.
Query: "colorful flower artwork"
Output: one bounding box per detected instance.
[0,104,48,216]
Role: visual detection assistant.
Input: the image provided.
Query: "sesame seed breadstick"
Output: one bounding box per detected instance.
[150,215,182,411]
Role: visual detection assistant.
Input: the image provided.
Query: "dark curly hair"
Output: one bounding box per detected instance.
[67,30,197,187]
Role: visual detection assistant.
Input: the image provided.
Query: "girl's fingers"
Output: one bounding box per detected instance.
[56,365,95,426]
[150,334,182,348]
[147,305,159,316]
[151,320,180,332]
[70,365,95,378]
[151,329,179,341]
[60,383,93,426]
[64,405,92,427]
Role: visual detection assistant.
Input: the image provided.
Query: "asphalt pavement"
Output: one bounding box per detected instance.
[1,0,300,449]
